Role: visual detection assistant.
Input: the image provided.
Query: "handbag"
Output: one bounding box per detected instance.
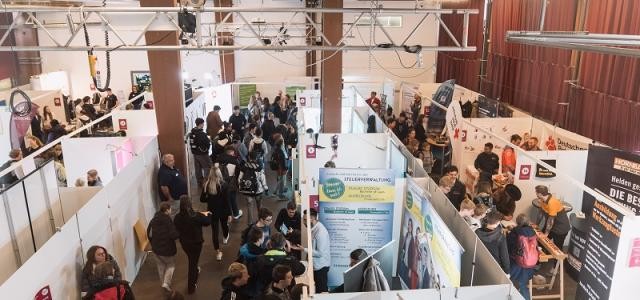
[200,182,208,203]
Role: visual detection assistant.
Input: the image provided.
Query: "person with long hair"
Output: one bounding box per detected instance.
[204,163,233,261]
[81,245,122,296]
[173,195,211,294]
[82,261,134,300]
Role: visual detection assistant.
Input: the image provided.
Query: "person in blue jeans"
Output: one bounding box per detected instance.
[507,214,538,300]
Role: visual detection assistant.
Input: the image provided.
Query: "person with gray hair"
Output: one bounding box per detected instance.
[158,154,188,217]
[86,169,103,187]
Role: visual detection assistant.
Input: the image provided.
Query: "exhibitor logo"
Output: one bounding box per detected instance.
[322,178,345,199]
[613,157,640,176]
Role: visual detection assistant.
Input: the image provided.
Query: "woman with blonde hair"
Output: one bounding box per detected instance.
[203,163,232,261]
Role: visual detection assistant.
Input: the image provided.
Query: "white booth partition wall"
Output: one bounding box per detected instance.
[110,109,158,137]
[0,136,159,298]
[205,84,234,122]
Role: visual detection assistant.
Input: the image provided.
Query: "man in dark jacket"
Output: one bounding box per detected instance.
[221,262,251,300]
[474,142,500,182]
[229,105,247,137]
[207,105,224,139]
[275,201,302,258]
[189,118,212,186]
[158,154,188,216]
[476,210,510,273]
[147,202,180,293]
[253,232,306,293]
[394,113,409,142]
[216,145,243,219]
[444,166,466,210]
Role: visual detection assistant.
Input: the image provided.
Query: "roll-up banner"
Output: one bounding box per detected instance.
[318,168,395,287]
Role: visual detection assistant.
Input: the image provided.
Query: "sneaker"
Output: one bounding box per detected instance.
[216,251,223,261]
[233,210,243,220]
[223,233,230,245]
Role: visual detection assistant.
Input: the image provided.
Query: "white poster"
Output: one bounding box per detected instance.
[446,101,464,173]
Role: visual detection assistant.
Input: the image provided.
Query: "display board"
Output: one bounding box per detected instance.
[581,145,640,215]
[286,86,306,100]
[427,80,455,134]
[318,168,395,287]
[398,179,463,289]
[577,198,624,300]
[238,84,257,107]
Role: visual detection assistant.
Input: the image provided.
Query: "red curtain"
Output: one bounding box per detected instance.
[567,0,640,152]
[482,0,576,123]
[436,0,485,90]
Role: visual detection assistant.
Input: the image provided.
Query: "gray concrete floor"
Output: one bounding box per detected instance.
[131,165,291,299]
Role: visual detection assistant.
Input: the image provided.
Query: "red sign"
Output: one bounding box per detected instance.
[299,97,307,107]
[306,145,316,159]
[34,285,52,300]
[309,195,319,211]
[461,130,467,142]
[118,119,128,130]
[629,238,640,268]
[519,165,531,180]
[53,97,61,106]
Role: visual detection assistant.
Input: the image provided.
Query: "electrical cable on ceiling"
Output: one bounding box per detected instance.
[82,0,111,92]
[10,89,32,117]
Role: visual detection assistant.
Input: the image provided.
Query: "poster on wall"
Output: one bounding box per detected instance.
[238,84,257,107]
[535,159,557,178]
[577,199,624,300]
[541,123,591,151]
[398,179,463,289]
[318,168,395,287]
[427,80,455,134]
[581,145,640,215]
[477,95,498,118]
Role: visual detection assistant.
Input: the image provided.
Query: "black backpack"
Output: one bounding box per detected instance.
[251,140,265,158]
[269,150,281,171]
[238,165,260,195]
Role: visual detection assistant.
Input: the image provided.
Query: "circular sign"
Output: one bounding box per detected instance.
[307,146,315,155]
[406,191,413,209]
[119,120,126,126]
[521,167,530,175]
[322,177,345,199]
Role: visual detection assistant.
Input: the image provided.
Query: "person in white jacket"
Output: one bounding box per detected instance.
[304,208,331,293]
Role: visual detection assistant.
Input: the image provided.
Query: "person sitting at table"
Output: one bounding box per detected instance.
[534,185,570,251]
[474,143,500,183]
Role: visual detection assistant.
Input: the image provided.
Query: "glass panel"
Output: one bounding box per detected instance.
[4,183,35,263]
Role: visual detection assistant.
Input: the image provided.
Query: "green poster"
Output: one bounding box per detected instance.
[285,86,306,101]
[238,84,257,107]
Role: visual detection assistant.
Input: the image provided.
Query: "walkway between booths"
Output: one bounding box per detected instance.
[131,163,293,299]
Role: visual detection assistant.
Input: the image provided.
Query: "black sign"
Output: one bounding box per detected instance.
[582,145,640,216]
[477,95,498,118]
[536,159,557,178]
[576,199,624,300]
[565,213,589,280]
[427,79,455,133]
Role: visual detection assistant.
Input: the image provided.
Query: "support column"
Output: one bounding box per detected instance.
[320,0,343,133]
[141,0,187,175]
[0,12,41,86]
[214,0,236,83]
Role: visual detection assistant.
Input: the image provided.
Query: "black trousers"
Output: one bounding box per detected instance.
[211,212,230,250]
[549,231,568,251]
[314,266,330,293]
[180,241,202,291]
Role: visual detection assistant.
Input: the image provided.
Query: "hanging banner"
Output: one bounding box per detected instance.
[318,168,395,287]
[427,80,455,133]
[577,199,624,300]
[581,145,640,215]
[445,101,464,173]
[398,179,463,289]
[540,123,592,151]
[477,95,498,118]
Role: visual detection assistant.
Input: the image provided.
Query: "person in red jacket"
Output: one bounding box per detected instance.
[83,261,134,300]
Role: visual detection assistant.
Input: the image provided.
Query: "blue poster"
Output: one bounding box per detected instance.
[318,168,395,287]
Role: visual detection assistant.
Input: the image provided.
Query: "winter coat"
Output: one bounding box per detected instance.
[476,226,510,273]
[206,111,224,138]
[238,161,269,196]
[147,211,180,257]
[362,258,390,292]
[189,127,211,155]
[205,183,232,217]
[82,279,134,300]
[239,243,267,264]
[261,120,276,144]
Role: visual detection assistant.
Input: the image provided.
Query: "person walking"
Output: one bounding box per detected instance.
[203,164,233,261]
[216,145,243,219]
[206,105,224,139]
[147,202,180,293]
[238,151,269,224]
[304,208,331,293]
[188,118,212,187]
[173,196,211,294]
[272,138,289,201]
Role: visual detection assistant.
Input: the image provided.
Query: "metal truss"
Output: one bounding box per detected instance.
[0,5,478,52]
[506,31,640,59]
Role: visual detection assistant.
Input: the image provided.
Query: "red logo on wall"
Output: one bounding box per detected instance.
[461,130,467,142]
[519,165,531,180]
[34,285,52,300]
[299,97,307,107]
[306,145,316,158]
[629,238,640,268]
[53,97,61,106]
[118,119,128,130]
[309,195,319,211]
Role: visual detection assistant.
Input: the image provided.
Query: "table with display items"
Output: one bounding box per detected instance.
[529,225,567,300]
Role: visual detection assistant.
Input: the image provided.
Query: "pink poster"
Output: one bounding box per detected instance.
[114,139,135,172]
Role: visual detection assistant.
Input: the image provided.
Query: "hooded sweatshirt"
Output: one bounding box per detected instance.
[475,226,510,273]
[189,127,210,155]
[220,276,250,300]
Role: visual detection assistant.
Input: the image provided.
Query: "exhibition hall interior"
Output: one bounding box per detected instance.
[0,0,638,299]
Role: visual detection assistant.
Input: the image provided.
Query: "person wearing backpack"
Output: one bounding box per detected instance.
[507,214,538,300]
[188,118,212,187]
[476,210,510,274]
[203,164,232,261]
[216,145,243,220]
[249,128,268,170]
[238,151,269,224]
